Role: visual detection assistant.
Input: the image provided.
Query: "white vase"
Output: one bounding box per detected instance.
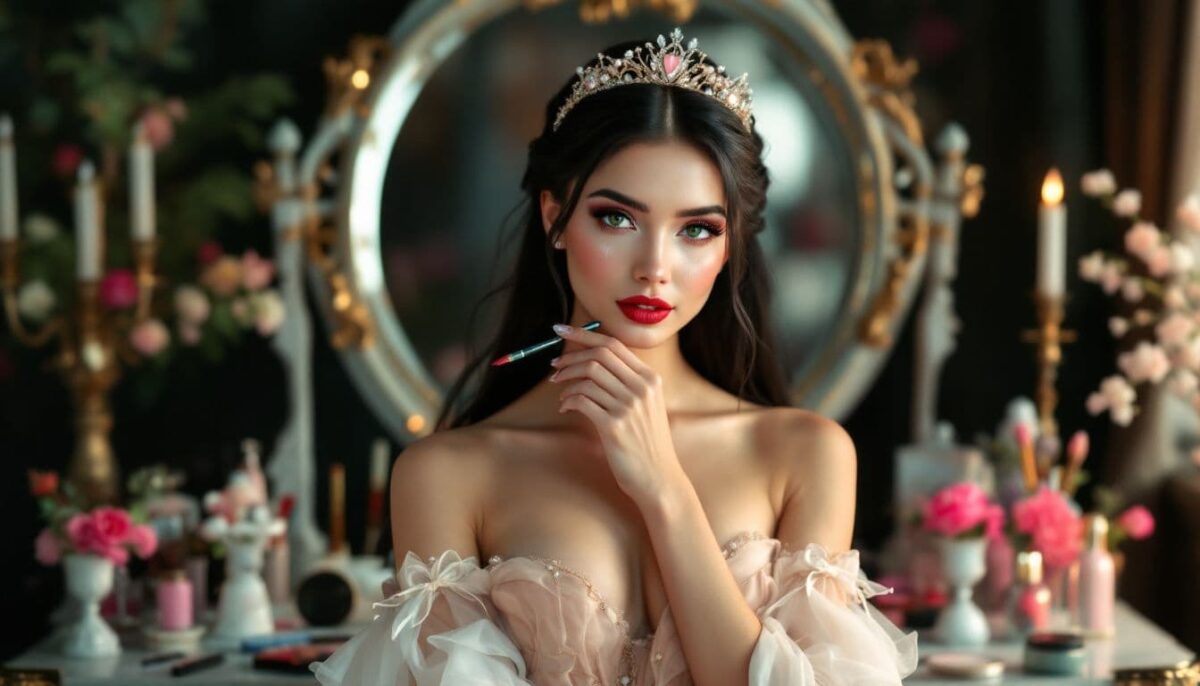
[933,537,991,646]
[212,535,274,640]
[60,554,121,658]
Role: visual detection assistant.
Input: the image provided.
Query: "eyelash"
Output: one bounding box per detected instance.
[590,208,726,244]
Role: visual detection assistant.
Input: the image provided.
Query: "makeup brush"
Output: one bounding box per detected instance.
[1060,430,1089,497]
[1014,424,1039,493]
[490,320,601,367]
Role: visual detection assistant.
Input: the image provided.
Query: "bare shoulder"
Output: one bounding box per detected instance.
[757,407,858,551]
[389,426,498,566]
[754,407,857,494]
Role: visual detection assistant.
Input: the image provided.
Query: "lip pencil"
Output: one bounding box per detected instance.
[490,320,601,367]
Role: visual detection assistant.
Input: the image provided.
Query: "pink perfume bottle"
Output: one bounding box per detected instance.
[1078,513,1115,637]
[1008,550,1051,636]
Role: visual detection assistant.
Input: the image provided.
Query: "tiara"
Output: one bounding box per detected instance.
[553,27,754,133]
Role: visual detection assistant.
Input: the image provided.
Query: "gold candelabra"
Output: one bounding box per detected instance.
[1021,293,1076,439]
[1,232,160,507]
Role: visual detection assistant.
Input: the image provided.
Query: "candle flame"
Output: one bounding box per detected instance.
[1042,168,1064,205]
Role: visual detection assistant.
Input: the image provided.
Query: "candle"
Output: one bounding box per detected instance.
[129,122,155,241]
[156,570,194,631]
[75,160,103,281]
[1037,168,1067,297]
[0,114,16,241]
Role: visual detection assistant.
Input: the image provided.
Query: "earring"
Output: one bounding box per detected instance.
[554,240,564,249]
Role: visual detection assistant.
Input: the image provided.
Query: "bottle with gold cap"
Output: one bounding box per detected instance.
[1008,549,1052,636]
[1078,513,1115,637]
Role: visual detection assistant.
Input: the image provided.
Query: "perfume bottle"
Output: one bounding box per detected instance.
[1078,513,1115,637]
[1008,550,1051,636]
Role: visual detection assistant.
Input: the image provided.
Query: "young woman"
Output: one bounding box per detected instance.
[313,28,917,686]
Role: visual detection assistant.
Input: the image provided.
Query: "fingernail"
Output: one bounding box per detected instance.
[550,370,560,382]
[549,357,560,366]
[553,324,572,335]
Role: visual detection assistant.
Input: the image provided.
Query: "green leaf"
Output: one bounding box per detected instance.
[160,46,194,71]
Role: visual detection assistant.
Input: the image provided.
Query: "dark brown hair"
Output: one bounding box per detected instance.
[435,38,791,430]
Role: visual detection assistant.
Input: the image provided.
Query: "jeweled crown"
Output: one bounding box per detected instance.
[553,27,754,133]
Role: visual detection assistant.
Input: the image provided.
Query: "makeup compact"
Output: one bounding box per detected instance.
[926,653,1005,679]
[1023,631,1087,676]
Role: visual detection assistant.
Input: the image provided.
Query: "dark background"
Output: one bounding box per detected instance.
[2,0,1178,659]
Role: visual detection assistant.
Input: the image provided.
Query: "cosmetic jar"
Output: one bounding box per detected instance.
[1023,631,1086,676]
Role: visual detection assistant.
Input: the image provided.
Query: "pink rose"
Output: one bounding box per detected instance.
[1013,487,1083,569]
[922,481,994,537]
[139,108,175,151]
[240,250,275,291]
[91,507,133,544]
[985,504,1006,540]
[129,318,170,357]
[99,269,138,310]
[35,528,63,566]
[1116,505,1155,540]
[127,524,158,559]
[52,144,83,178]
[1125,221,1161,261]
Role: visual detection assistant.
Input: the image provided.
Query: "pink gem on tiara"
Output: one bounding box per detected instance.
[553,27,754,133]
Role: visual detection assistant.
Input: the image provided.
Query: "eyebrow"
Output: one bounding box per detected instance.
[587,188,727,218]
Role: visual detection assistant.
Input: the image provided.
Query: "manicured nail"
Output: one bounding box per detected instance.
[549,357,560,366]
[553,324,572,336]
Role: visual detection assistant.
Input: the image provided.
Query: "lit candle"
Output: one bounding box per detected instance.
[75,160,103,281]
[0,114,16,241]
[1038,168,1067,297]
[129,122,155,241]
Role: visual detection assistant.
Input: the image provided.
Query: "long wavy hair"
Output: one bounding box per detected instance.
[435,38,792,430]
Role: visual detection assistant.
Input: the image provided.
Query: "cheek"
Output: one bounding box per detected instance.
[567,224,623,287]
[675,248,725,298]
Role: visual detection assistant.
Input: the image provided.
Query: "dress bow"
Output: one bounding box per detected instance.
[763,543,893,616]
[373,549,488,639]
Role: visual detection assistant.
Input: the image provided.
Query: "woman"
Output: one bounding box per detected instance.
[313,28,917,686]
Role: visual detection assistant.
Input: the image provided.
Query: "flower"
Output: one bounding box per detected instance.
[99,269,138,310]
[1112,189,1142,217]
[1156,313,1194,347]
[1171,242,1196,273]
[23,213,61,243]
[28,469,59,497]
[1121,277,1145,303]
[174,285,211,325]
[1116,505,1155,540]
[34,529,63,566]
[201,256,242,297]
[1078,251,1105,281]
[1087,375,1138,426]
[1012,487,1083,569]
[1146,247,1174,278]
[178,321,202,346]
[1124,221,1161,262]
[17,280,55,321]
[66,509,131,565]
[129,318,170,357]
[127,524,158,558]
[241,250,275,291]
[1081,169,1116,197]
[1099,263,1124,294]
[251,290,285,336]
[51,144,83,178]
[921,481,1002,538]
[1178,193,1200,233]
[1118,342,1170,384]
[1108,317,1129,337]
[139,108,175,151]
[197,241,223,266]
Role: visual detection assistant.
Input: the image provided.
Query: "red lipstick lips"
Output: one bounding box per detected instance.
[616,295,673,325]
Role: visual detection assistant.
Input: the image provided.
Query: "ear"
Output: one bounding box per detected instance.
[539,190,562,237]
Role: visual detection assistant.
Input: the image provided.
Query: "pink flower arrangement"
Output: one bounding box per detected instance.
[1012,486,1083,569]
[921,481,1005,539]
[29,470,158,567]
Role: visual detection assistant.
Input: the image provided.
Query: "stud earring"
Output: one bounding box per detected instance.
[554,240,564,249]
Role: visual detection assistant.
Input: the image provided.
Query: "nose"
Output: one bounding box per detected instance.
[633,228,670,285]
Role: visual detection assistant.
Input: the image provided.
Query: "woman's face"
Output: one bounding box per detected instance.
[541,141,730,349]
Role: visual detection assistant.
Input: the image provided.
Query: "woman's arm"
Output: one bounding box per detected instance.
[641,411,857,686]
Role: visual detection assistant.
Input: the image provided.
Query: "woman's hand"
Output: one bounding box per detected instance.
[548,323,685,507]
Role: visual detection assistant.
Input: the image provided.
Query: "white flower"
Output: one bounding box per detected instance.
[1121,278,1144,303]
[1178,193,1200,233]
[1111,404,1136,426]
[1147,247,1174,277]
[1108,317,1129,337]
[1087,375,1138,426]
[1113,189,1142,217]
[174,285,211,325]
[1118,342,1170,384]
[1081,169,1117,197]
[16,280,55,321]
[1165,286,1187,309]
[1100,263,1124,294]
[22,213,60,243]
[250,290,285,336]
[1125,221,1161,261]
[1171,243,1196,273]
[1169,369,1199,395]
[1078,251,1105,281]
[1156,313,1194,346]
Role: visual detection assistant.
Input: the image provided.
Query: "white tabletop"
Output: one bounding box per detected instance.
[7,600,1193,684]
